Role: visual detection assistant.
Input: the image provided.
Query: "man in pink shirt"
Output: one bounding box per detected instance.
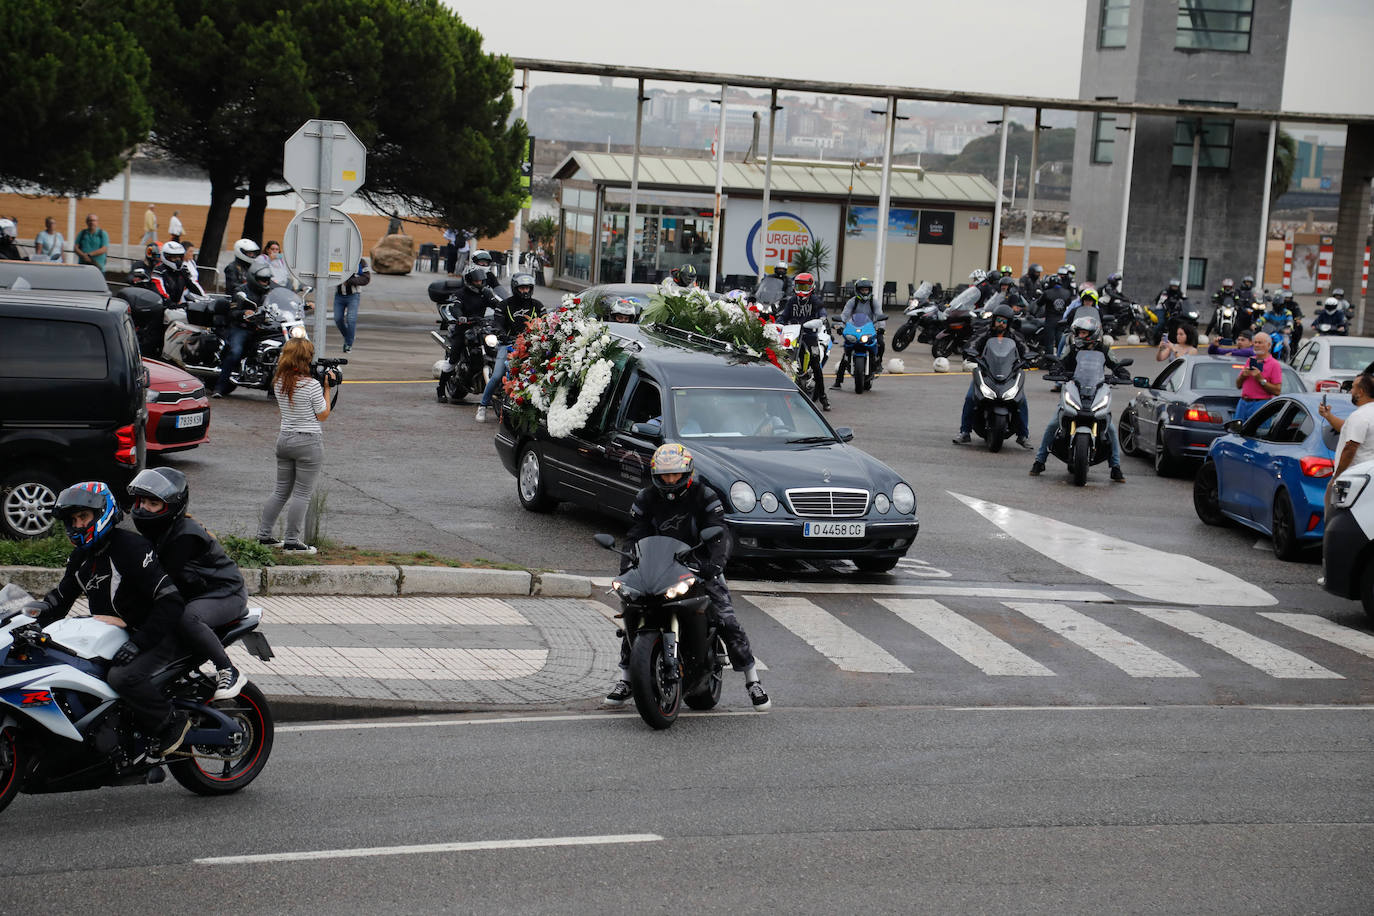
[1234,331,1283,423]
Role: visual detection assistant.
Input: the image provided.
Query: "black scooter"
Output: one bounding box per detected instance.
[964,336,1030,453]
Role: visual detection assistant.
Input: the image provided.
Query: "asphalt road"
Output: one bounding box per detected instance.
[4,707,1371,914]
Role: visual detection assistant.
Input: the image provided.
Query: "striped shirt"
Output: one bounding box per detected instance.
[275,376,326,434]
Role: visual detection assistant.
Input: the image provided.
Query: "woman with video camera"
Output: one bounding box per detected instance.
[255,337,334,555]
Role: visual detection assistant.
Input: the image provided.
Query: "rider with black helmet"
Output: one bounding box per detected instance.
[213,261,275,398]
[475,272,545,423]
[1029,311,1128,482]
[668,263,699,290]
[1153,277,1187,341]
[26,482,192,758]
[954,303,1033,448]
[833,277,885,387]
[603,443,770,712]
[127,468,250,702]
[1020,263,1043,300]
[436,264,502,403]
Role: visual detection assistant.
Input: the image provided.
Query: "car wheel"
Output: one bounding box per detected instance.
[1270,489,1301,561]
[0,470,62,539]
[1119,408,1140,457]
[1360,563,1374,622]
[516,446,556,513]
[853,556,899,573]
[1154,427,1183,477]
[1192,461,1230,527]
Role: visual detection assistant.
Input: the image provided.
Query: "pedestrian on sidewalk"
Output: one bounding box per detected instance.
[334,257,370,353]
[256,337,334,555]
[168,210,184,242]
[140,203,157,246]
[35,216,65,262]
[75,214,109,271]
[443,227,458,275]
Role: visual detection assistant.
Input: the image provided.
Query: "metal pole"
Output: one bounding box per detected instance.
[708,83,728,293]
[121,160,132,264]
[512,68,530,275]
[873,97,897,298]
[757,88,777,284]
[1256,119,1278,285]
[1021,109,1041,274]
[1181,123,1202,296]
[990,105,1009,271]
[624,78,644,284]
[1114,112,1137,280]
[1010,155,1018,210]
[313,120,334,353]
[66,197,77,267]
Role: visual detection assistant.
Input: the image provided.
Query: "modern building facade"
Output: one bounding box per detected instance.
[1068,0,1292,296]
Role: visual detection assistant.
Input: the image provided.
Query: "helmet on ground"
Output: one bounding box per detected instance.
[650,443,695,500]
[608,297,638,323]
[773,262,788,278]
[128,467,189,539]
[854,277,874,300]
[793,272,815,297]
[991,303,1016,328]
[1070,312,1102,349]
[1241,276,1255,288]
[247,261,273,293]
[233,238,261,265]
[1323,297,1341,311]
[969,269,987,284]
[1079,287,1099,305]
[511,272,535,300]
[932,356,951,372]
[160,240,186,269]
[463,264,487,293]
[55,482,122,549]
[0,218,16,240]
[671,264,698,287]
[1027,263,1042,278]
[471,249,493,265]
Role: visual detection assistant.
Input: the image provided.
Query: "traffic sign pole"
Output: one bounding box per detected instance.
[313,120,335,350]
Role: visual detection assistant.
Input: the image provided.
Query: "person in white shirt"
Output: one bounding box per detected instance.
[34,217,64,262]
[168,210,184,242]
[1320,374,1374,479]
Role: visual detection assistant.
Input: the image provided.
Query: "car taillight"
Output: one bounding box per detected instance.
[1300,455,1334,478]
[1184,403,1221,423]
[1314,380,1340,392]
[115,424,137,466]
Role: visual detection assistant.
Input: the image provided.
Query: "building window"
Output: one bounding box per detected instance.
[1172,101,1235,169]
[1099,0,1130,48]
[1176,0,1253,53]
[1177,256,1207,289]
[1086,250,1100,283]
[1091,109,1116,164]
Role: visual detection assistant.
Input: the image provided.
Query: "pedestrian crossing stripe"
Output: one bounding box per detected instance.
[878,599,1053,676]
[752,596,911,674]
[1133,606,1341,679]
[1259,613,1374,661]
[1007,602,1198,678]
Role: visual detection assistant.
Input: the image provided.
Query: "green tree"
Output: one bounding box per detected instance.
[526,215,559,246]
[1,1,153,195]
[1271,129,1297,208]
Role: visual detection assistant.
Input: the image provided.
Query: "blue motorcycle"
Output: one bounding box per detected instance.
[843,311,880,393]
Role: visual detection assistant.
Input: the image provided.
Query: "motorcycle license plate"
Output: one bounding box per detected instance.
[803,521,865,538]
[176,412,206,429]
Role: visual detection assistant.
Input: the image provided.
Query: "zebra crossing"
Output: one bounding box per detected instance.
[738,592,1374,684]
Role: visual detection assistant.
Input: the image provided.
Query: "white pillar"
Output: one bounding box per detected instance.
[66,197,77,267]
[1181,124,1202,295]
[990,105,1009,271]
[1256,119,1278,285]
[624,78,645,284]
[1114,112,1137,281]
[512,68,530,273]
[708,83,729,293]
[121,160,132,263]
[873,97,897,299]
[1021,109,1041,274]
[757,88,778,284]
[1010,155,1018,210]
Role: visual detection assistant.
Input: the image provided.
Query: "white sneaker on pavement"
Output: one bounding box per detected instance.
[475,405,488,423]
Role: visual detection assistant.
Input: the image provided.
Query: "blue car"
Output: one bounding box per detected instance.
[1193,393,1354,559]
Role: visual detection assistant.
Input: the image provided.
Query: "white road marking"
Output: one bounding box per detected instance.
[877,599,1054,676]
[1133,606,1342,679]
[588,578,1113,601]
[195,834,663,866]
[949,491,1277,607]
[1260,613,1374,660]
[1006,602,1198,678]
[895,558,953,579]
[751,596,911,673]
[278,710,756,733]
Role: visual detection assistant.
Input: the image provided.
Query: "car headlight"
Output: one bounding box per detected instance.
[664,577,696,599]
[484,333,499,348]
[760,492,779,512]
[145,388,160,403]
[729,480,757,513]
[874,493,890,514]
[892,483,915,515]
[1063,386,1083,411]
[1331,473,1370,509]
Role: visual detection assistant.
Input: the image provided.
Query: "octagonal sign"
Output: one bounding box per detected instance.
[283,119,366,206]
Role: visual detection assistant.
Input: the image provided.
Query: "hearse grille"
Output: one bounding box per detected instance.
[784,488,870,518]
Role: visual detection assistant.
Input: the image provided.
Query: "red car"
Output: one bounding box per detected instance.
[143,358,210,454]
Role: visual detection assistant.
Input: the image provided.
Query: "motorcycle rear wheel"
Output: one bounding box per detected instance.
[932,338,953,359]
[1070,435,1091,487]
[684,636,726,711]
[0,724,23,814]
[629,632,681,730]
[168,682,274,796]
[892,323,915,352]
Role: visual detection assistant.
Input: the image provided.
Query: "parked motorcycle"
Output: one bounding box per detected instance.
[964,336,1030,453]
[842,311,880,393]
[430,305,496,403]
[594,530,728,730]
[1043,350,1134,486]
[170,287,311,396]
[0,585,275,816]
[891,281,936,352]
[783,317,831,407]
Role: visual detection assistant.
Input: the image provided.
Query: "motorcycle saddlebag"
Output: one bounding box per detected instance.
[428,278,465,303]
[945,308,973,334]
[116,286,165,317]
[185,295,230,329]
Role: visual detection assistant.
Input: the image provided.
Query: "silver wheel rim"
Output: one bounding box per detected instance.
[3,481,57,537]
[519,451,541,503]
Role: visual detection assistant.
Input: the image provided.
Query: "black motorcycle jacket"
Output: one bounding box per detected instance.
[1036,283,1072,319]
[778,294,826,325]
[223,261,252,297]
[0,239,25,260]
[624,478,730,578]
[228,286,269,330]
[491,294,544,343]
[36,528,186,651]
[965,326,1033,361]
[151,263,204,305]
[1019,273,1041,301]
[1059,341,1126,377]
[136,515,246,602]
[1156,289,1187,314]
[452,286,499,322]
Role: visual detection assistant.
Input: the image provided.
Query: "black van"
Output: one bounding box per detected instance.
[0,289,147,538]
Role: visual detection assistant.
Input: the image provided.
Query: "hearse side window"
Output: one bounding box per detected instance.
[0,316,108,380]
[620,376,661,431]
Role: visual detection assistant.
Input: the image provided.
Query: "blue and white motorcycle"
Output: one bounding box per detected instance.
[0,585,275,816]
[842,311,880,393]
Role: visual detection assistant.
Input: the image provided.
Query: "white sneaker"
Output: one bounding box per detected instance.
[475,406,488,423]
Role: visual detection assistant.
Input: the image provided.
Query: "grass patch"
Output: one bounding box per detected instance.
[0,531,73,567]
[219,534,277,568]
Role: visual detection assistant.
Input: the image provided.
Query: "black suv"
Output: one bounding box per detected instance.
[0,288,147,538]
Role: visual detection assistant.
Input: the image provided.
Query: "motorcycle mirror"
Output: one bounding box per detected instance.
[593,533,616,550]
[833,426,855,442]
[1133,376,1151,388]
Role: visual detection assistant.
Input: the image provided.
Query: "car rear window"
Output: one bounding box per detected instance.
[0,316,108,379]
[1329,345,1374,371]
[1190,362,1241,389]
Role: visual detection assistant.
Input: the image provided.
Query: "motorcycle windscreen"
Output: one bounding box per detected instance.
[263,287,304,320]
[755,277,785,304]
[621,535,697,594]
[1072,349,1107,397]
[912,280,932,302]
[948,285,981,311]
[848,312,873,331]
[981,336,1019,382]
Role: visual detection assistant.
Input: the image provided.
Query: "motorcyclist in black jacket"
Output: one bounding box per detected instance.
[127,468,249,703]
[150,240,205,306]
[436,264,501,403]
[1153,278,1188,342]
[603,443,770,712]
[779,272,830,411]
[1030,312,1128,483]
[476,272,545,422]
[214,262,273,397]
[1020,263,1043,301]
[1035,271,1074,358]
[26,482,192,758]
[222,238,261,297]
[954,303,1033,448]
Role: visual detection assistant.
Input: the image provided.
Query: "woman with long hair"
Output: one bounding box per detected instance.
[256,337,332,554]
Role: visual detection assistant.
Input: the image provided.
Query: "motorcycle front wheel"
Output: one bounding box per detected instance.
[892,322,916,352]
[1070,434,1091,487]
[987,415,1006,453]
[629,631,681,730]
[852,354,867,393]
[168,682,274,796]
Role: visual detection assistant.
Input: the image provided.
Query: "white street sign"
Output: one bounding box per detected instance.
[284,120,367,207]
[283,207,362,282]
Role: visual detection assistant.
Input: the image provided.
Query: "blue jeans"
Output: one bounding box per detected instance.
[1034,410,1121,467]
[479,346,510,407]
[1233,397,1268,424]
[334,291,359,348]
[960,380,1029,438]
[216,327,250,394]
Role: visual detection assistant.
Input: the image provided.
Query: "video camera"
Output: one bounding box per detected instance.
[311,357,347,387]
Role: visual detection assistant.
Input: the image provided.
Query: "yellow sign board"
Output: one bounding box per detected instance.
[342,170,357,182]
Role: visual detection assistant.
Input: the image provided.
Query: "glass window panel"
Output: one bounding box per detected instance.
[1176,0,1252,52]
[0,317,107,379]
[1099,0,1130,48]
[1092,111,1116,164]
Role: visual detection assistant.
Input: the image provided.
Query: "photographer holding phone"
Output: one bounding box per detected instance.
[1234,331,1283,424]
[255,337,333,555]
[1319,374,1374,479]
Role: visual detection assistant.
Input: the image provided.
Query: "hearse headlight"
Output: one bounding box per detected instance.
[892,483,916,515]
[874,493,891,514]
[760,492,779,512]
[729,481,757,513]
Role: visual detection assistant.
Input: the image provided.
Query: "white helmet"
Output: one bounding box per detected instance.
[969,269,987,284]
[608,297,638,323]
[233,238,261,265]
[1323,297,1341,311]
[160,240,186,269]
[932,356,951,373]
[0,218,15,240]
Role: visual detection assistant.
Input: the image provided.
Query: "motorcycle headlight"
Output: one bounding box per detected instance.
[1063,386,1083,411]
[1091,387,1110,412]
[978,379,997,400]
[729,480,757,513]
[860,335,871,344]
[1331,474,1369,509]
[874,493,891,514]
[760,492,779,512]
[484,333,499,348]
[664,577,696,599]
[892,483,915,515]
[1007,375,1023,399]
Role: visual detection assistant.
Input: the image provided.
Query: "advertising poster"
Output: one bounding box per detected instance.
[847,207,919,239]
[919,210,954,246]
[1291,242,1318,294]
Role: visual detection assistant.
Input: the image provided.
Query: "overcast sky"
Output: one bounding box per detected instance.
[455,0,1373,119]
